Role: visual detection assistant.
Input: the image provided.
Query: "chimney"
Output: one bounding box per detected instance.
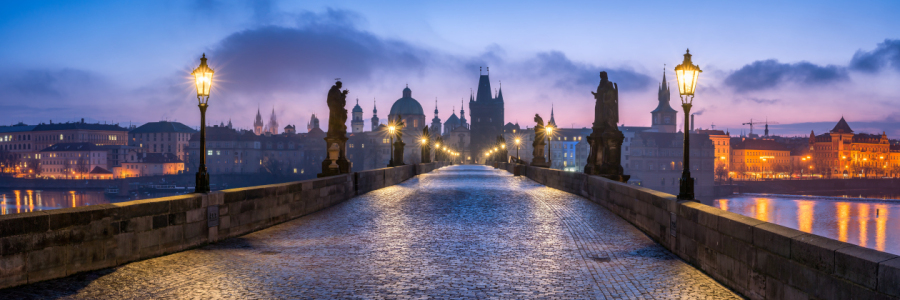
[690,114,695,132]
[81,118,85,123]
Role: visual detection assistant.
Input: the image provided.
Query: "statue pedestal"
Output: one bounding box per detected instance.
[318,135,350,178]
[530,157,550,168]
[584,126,629,183]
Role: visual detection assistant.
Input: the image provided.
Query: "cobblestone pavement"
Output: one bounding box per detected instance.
[3,165,741,299]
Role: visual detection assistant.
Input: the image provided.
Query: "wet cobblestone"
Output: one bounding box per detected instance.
[2,165,740,299]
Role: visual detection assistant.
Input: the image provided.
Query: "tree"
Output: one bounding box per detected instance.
[76,156,89,179]
[63,159,72,179]
[0,149,15,174]
[714,164,728,184]
[24,157,41,177]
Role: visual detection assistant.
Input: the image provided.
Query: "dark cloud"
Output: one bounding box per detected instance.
[0,68,107,100]
[210,9,430,97]
[850,39,900,73]
[528,51,652,92]
[723,59,848,92]
[734,97,781,105]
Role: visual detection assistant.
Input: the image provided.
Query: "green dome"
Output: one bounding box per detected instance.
[389,86,424,115]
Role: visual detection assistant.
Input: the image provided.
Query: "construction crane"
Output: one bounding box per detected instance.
[742,118,780,136]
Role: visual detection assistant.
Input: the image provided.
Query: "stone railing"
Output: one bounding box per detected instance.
[497,162,900,300]
[0,162,449,289]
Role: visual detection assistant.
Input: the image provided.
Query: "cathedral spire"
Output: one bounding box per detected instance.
[434,98,439,116]
[548,103,557,127]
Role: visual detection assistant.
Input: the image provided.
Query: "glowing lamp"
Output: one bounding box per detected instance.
[674,49,702,99]
[515,138,521,145]
[502,144,506,149]
[421,138,427,144]
[192,54,214,103]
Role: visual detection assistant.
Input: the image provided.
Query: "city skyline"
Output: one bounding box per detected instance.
[2,1,899,136]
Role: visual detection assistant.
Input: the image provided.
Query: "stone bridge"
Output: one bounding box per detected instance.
[0,163,898,299]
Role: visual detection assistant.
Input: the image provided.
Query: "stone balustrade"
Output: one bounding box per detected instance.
[0,162,449,289]
[496,162,900,300]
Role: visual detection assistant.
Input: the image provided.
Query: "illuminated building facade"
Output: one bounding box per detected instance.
[809,117,891,178]
[731,138,791,179]
[128,121,197,161]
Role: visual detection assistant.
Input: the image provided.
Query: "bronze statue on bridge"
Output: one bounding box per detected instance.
[585,71,628,182]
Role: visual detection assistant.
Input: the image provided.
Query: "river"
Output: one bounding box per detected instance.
[0,189,190,215]
[714,194,900,256]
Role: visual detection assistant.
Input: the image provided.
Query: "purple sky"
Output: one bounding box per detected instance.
[1,0,899,136]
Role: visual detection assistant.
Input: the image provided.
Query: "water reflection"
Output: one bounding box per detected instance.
[715,195,900,255]
[0,189,189,215]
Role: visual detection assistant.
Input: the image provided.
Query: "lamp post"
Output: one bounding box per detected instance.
[388,125,396,166]
[546,126,554,168]
[674,49,702,200]
[515,138,521,163]
[434,142,440,162]
[192,54,214,193]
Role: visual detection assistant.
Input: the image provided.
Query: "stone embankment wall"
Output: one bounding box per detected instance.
[0,162,448,289]
[497,162,900,300]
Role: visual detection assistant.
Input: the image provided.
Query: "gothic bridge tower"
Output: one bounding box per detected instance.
[468,67,504,156]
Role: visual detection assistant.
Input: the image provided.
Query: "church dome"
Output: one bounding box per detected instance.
[352,103,363,113]
[389,86,424,116]
[445,113,460,126]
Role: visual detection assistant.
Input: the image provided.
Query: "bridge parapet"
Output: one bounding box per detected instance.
[0,162,449,289]
[497,162,900,300]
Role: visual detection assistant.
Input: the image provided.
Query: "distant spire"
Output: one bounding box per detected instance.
[434,98,439,115]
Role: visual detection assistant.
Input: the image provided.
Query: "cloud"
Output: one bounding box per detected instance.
[692,108,706,116]
[850,39,900,73]
[210,9,432,97]
[723,59,848,92]
[734,97,781,105]
[524,51,652,92]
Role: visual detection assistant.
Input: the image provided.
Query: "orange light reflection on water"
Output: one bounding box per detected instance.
[837,202,850,242]
[876,204,888,252]
[753,198,770,222]
[796,200,815,233]
[858,203,869,247]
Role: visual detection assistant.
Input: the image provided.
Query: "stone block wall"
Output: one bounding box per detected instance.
[498,162,900,300]
[0,162,448,289]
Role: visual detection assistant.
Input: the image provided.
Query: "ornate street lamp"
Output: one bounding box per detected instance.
[192,54,214,193]
[515,138,521,162]
[546,126,554,167]
[388,125,396,166]
[674,49,702,200]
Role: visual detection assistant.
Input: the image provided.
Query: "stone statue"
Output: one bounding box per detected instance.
[327,81,350,135]
[531,114,549,167]
[585,71,628,182]
[591,72,619,129]
[421,127,431,163]
[318,80,352,177]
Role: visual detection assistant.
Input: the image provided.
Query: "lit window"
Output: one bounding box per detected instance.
[60,134,64,140]
[207,150,213,156]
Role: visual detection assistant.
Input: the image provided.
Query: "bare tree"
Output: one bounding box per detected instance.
[76,156,89,179]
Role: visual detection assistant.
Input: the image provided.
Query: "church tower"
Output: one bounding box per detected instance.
[253,106,264,135]
[650,70,678,133]
[460,96,468,129]
[370,99,380,131]
[548,104,557,128]
[351,99,364,133]
[431,99,442,135]
[307,113,320,132]
[267,107,279,134]
[468,67,504,156]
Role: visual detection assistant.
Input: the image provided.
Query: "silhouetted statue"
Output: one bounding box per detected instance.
[585,71,628,182]
[421,127,431,163]
[327,81,350,134]
[318,80,352,177]
[531,114,549,167]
